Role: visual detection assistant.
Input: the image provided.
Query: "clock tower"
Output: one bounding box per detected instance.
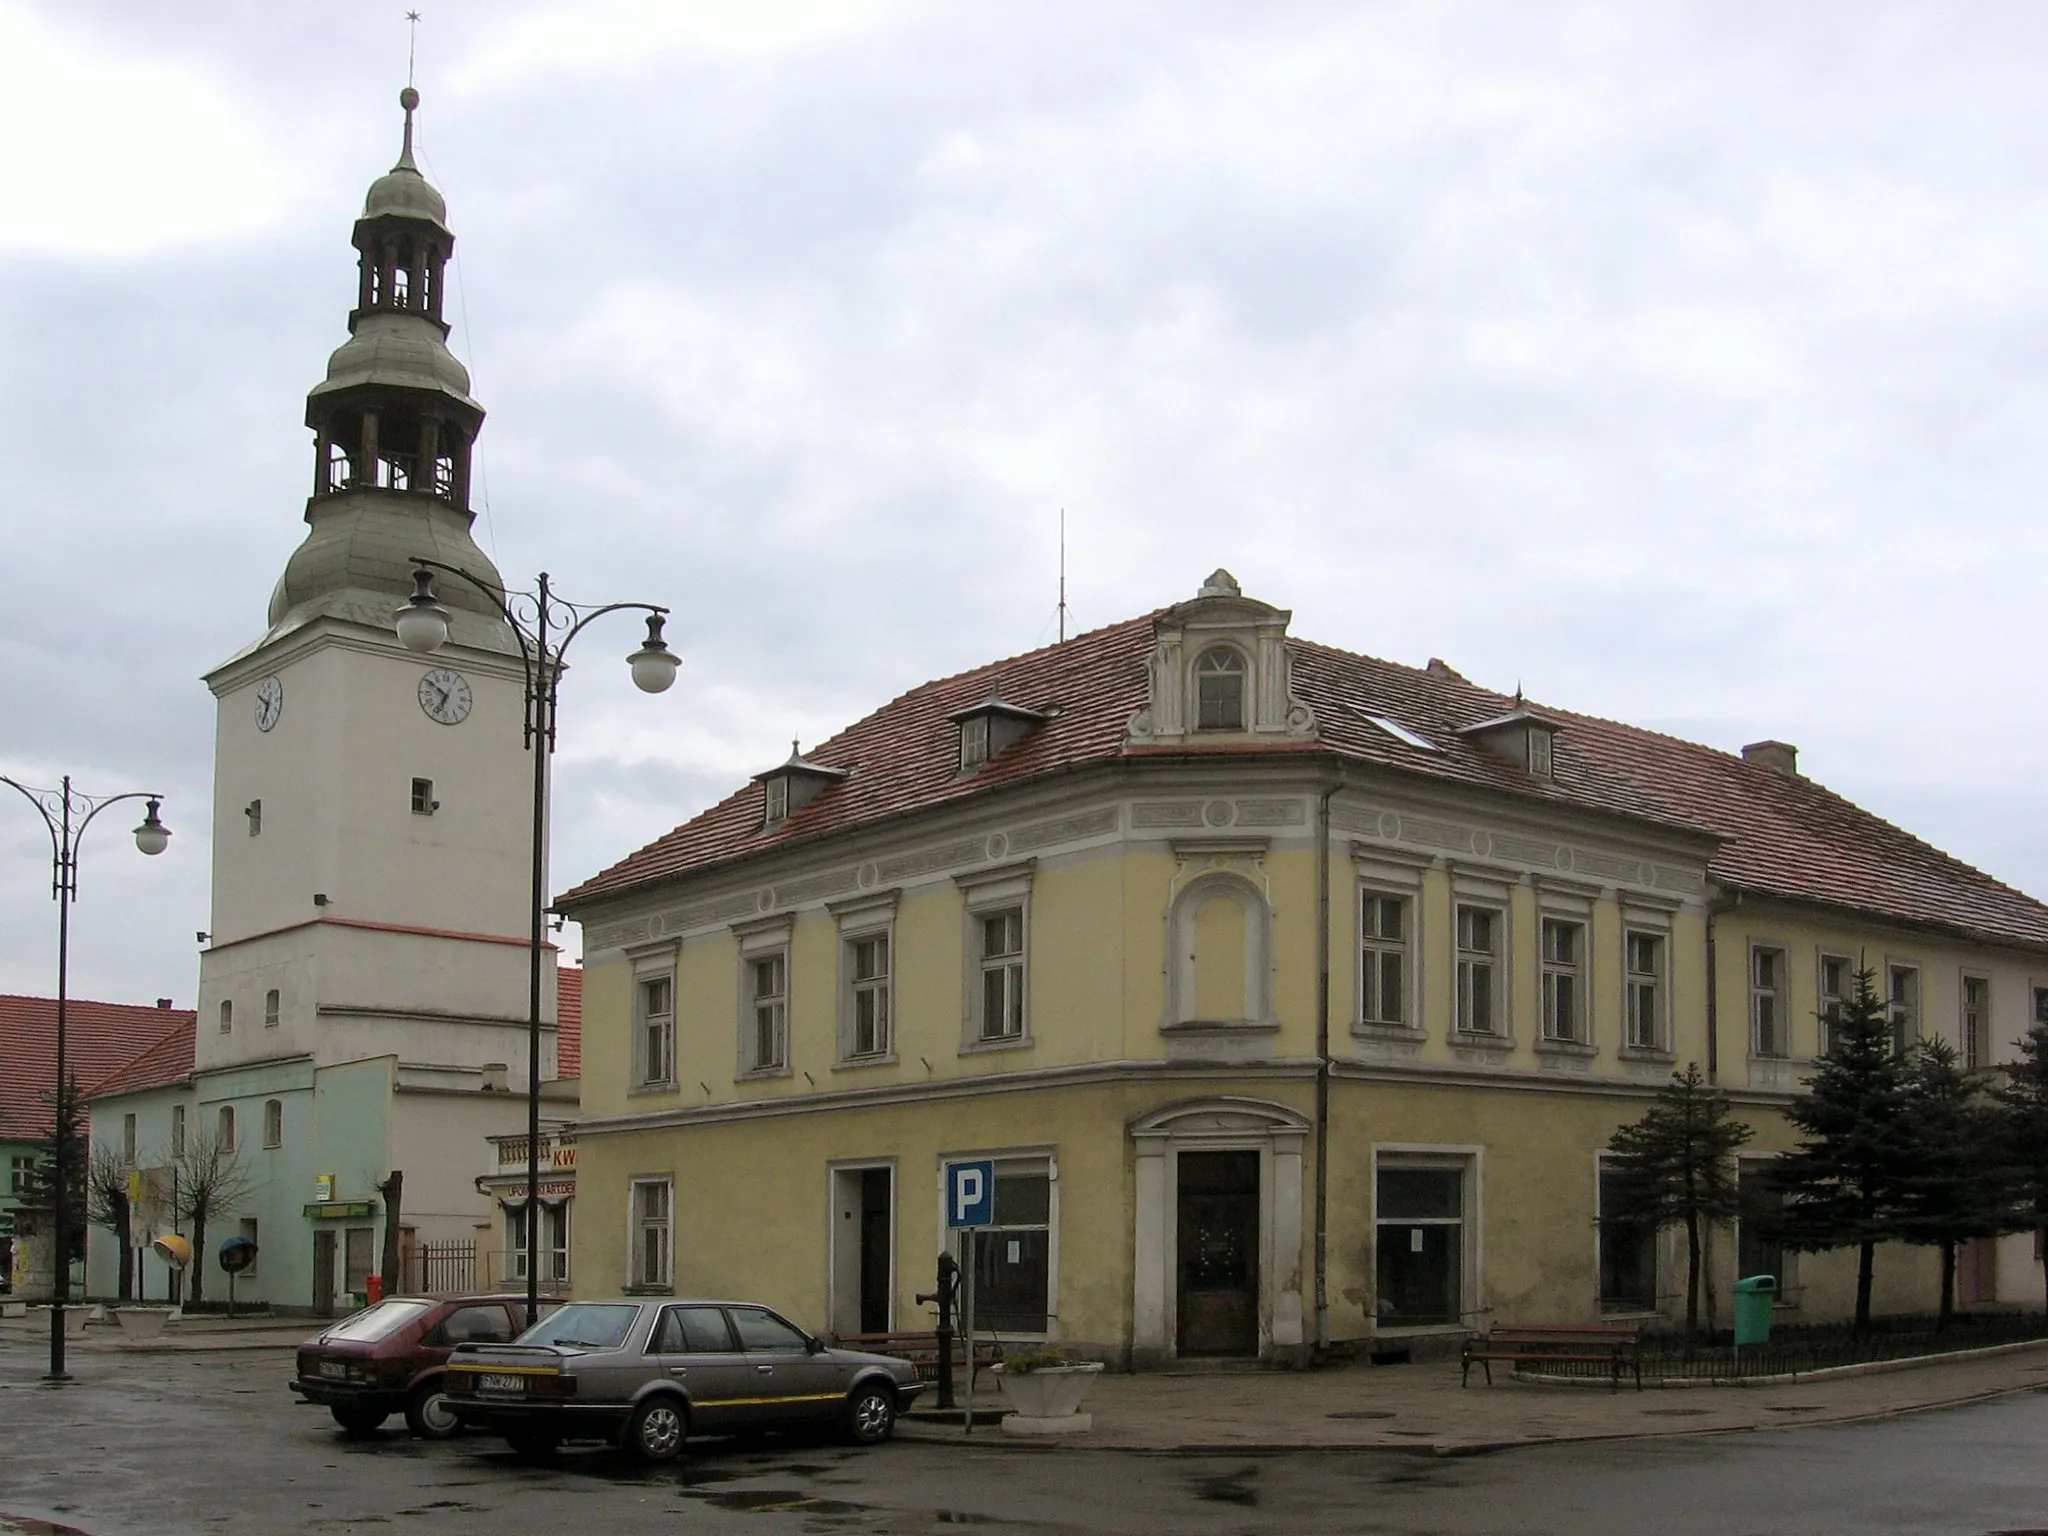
[193,90,558,1310]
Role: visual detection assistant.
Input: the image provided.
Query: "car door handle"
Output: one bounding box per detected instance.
[668,1367,688,1377]
[755,1364,773,1374]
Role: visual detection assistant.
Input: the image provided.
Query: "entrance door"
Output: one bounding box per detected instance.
[858,1168,891,1334]
[312,1229,336,1316]
[1176,1150,1259,1356]
[829,1165,893,1338]
[1959,1238,1997,1305]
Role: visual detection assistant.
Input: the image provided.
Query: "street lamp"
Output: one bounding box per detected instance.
[397,562,674,1325]
[1,775,170,1381]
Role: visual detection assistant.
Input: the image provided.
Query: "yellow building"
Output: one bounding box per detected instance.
[557,572,2048,1365]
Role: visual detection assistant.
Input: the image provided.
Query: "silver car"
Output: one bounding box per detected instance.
[443,1298,923,1462]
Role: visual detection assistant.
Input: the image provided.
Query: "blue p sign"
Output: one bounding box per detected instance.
[947,1160,995,1229]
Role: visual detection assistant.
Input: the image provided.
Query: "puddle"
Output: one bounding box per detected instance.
[1763,1404,1825,1413]
[1639,1408,1711,1417]
[693,1491,866,1516]
[1327,1410,1397,1420]
[1190,1468,1259,1507]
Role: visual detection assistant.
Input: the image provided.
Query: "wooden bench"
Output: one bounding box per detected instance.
[1461,1323,1644,1390]
[835,1330,1004,1387]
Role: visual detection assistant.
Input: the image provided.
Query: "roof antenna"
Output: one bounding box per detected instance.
[1057,508,1069,643]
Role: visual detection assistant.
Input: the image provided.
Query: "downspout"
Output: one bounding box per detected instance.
[1313,778,1340,1359]
[1702,892,1740,1333]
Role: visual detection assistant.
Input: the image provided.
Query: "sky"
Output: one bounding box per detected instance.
[3,0,2047,1008]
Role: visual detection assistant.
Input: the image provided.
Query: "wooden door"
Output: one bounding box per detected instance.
[1176,1151,1260,1356]
[313,1228,336,1316]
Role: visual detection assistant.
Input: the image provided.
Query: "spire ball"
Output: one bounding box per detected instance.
[400,85,420,111]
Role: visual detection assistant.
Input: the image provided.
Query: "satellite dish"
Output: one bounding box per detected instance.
[152,1233,192,1268]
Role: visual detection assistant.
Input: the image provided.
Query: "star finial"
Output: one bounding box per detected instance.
[406,11,422,87]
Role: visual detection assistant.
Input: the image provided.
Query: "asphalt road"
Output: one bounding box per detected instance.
[4,1350,2048,1535]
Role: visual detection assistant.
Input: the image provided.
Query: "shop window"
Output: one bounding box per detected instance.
[1375,1160,1468,1327]
[1598,1162,1657,1313]
[1737,1162,1789,1289]
[949,1160,1052,1333]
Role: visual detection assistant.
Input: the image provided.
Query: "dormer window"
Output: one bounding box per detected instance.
[1528,729,1553,779]
[949,697,1051,776]
[1458,705,1562,781]
[960,715,991,772]
[754,741,850,829]
[1195,648,1247,731]
[764,775,789,824]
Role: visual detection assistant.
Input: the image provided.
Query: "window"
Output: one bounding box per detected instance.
[508,1202,570,1283]
[2037,986,2048,1029]
[1193,647,1247,731]
[264,989,280,1028]
[122,1113,137,1164]
[262,1099,282,1148]
[959,715,990,772]
[1818,953,1852,1055]
[1375,1161,1467,1327]
[1359,894,1408,1027]
[636,974,675,1087]
[1527,729,1553,780]
[434,1303,516,1347]
[1751,946,1786,1058]
[952,1162,1052,1333]
[848,934,892,1058]
[245,798,261,836]
[763,775,789,825]
[1540,919,1584,1043]
[344,1226,375,1294]
[217,1105,236,1152]
[652,1305,735,1353]
[1888,964,1920,1055]
[1625,931,1665,1050]
[237,1217,260,1280]
[1737,1162,1788,1289]
[171,1105,186,1157]
[1963,976,1991,1070]
[749,954,788,1072]
[219,999,233,1034]
[1598,1162,1657,1313]
[410,777,436,815]
[630,1178,673,1289]
[978,909,1026,1042]
[1455,907,1500,1035]
[10,1155,33,1196]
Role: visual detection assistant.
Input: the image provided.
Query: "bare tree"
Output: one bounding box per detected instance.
[172,1126,254,1304]
[85,1143,135,1301]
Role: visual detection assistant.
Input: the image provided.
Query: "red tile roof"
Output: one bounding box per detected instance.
[554,966,582,1080]
[561,611,2048,952]
[0,996,196,1140]
[84,1015,196,1101]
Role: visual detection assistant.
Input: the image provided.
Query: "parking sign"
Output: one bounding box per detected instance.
[946,1160,995,1229]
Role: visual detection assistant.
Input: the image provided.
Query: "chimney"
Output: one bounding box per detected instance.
[1742,740,1799,776]
[156,998,174,1009]
[480,1063,508,1093]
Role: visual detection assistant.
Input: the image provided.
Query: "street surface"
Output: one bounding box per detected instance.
[4,1350,2048,1535]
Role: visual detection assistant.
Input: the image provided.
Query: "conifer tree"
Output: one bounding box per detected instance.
[1896,1036,2012,1328]
[13,1078,89,1264]
[1602,1062,1753,1336]
[1772,970,1912,1333]
[1992,1014,2048,1316]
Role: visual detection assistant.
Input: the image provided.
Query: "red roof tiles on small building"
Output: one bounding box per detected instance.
[559,612,2048,953]
[84,1015,196,1101]
[0,996,197,1139]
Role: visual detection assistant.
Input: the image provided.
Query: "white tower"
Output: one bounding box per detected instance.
[192,90,552,1308]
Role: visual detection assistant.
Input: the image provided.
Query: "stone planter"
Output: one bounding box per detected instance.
[114,1307,176,1340]
[993,1361,1104,1435]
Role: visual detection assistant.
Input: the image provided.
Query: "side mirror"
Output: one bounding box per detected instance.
[807,1336,826,1355]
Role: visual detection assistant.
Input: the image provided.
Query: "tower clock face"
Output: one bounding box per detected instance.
[418,667,473,726]
[253,676,284,732]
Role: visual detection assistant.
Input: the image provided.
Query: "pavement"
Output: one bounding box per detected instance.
[6,1308,2047,1457]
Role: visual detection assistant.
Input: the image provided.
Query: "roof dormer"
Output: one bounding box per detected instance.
[753,741,850,828]
[1459,703,1562,781]
[949,696,1051,775]
[1126,570,1317,746]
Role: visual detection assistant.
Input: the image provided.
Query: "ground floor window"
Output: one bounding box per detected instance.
[1375,1158,1468,1327]
[506,1202,570,1283]
[343,1226,375,1295]
[950,1159,1052,1334]
[630,1178,672,1289]
[1737,1161,1787,1287]
[1597,1164,1656,1312]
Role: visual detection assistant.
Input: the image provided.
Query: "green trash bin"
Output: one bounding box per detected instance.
[1733,1274,1777,1345]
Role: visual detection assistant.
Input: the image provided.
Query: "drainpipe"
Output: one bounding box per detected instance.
[1313,779,1340,1359]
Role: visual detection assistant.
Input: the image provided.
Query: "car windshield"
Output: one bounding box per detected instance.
[516,1303,639,1351]
[321,1299,433,1343]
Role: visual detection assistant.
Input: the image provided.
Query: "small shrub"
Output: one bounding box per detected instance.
[1000,1347,1071,1374]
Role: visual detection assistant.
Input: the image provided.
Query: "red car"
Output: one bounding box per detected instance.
[290,1294,547,1439]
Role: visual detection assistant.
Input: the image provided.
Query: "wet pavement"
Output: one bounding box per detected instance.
[5,1325,2048,1533]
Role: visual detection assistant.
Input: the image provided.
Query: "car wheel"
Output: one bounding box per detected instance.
[331,1404,388,1437]
[405,1380,461,1440]
[505,1429,561,1460]
[844,1383,896,1446]
[625,1396,688,1463]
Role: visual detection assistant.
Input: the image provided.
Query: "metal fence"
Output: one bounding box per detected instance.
[1531,1311,2048,1383]
[399,1240,477,1296]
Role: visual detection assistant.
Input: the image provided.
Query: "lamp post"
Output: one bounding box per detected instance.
[1,775,170,1381]
[396,562,675,1326]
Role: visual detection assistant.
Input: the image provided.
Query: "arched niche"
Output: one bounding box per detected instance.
[1166,870,1274,1028]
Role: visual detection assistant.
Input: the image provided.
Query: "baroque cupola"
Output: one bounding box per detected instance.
[266,87,511,650]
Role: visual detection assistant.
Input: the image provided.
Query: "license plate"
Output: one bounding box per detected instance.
[476,1373,527,1394]
[317,1361,348,1380]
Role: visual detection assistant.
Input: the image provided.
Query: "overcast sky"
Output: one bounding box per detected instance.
[4,1,2047,1008]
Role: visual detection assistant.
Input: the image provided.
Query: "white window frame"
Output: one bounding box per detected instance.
[627,1175,673,1291]
[958,714,991,772]
[1539,915,1587,1044]
[833,894,898,1065]
[219,999,232,1035]
[217,1105,236,1153]
[939,1150,1059,1340]
[509,1201,571,1284]
[763,774,789,826]
[1624,929,1667,1052]
[1962,973,1991,1070]
[262,1098,282,1149]
[264,988,280,1028]
[1887,960,1921,1055]
[1192,646,1249,731]
[1750,944,1788,1058]
[1818,951,1853,1056]
[732,915,793,1079]
[958,865,1034,1050]
[1454,904,1505,1038]
[1370,1144,1482,1334]
[629,943,679,1090]
[1358,889,1413,1029]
